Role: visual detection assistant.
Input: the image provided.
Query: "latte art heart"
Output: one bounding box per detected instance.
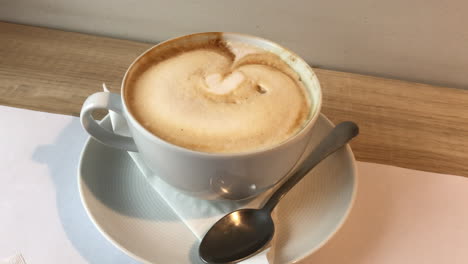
[204,72,245,95]
[126,41,310,153]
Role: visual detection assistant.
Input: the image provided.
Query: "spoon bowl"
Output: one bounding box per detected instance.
[199,209,274,264]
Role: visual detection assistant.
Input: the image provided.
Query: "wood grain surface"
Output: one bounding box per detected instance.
[1,22,467,177]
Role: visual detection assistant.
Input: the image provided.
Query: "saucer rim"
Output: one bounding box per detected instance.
[291,115,358,263]
[77,114,358,264]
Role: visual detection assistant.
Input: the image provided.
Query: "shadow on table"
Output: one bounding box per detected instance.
[32,118,141,264]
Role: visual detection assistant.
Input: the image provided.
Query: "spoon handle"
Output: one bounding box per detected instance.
[262,121,359,213]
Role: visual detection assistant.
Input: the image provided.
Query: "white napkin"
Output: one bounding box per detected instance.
[104,85,276,263]
[0,254,26,264]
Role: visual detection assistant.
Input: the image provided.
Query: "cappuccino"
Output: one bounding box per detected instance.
[125,37,310,153]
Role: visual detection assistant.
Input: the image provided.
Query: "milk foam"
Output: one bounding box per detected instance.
[126,40,310,153]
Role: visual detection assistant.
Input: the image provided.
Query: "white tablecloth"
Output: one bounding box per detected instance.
[1,105,467,264]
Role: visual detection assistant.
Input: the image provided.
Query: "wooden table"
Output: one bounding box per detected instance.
[2,22,468,177]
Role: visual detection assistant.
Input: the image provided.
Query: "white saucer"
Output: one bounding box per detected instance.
[78,114,357,264]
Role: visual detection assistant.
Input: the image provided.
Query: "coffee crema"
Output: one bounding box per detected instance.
[125,38,310,153]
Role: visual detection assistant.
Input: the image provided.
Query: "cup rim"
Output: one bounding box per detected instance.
[120,32,322,158]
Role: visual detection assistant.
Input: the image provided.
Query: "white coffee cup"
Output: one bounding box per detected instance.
[80,32,322,200]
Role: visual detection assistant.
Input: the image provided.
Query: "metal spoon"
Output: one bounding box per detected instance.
[199,121,359,264]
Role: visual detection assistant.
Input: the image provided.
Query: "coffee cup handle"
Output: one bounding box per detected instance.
[80,92,138,152]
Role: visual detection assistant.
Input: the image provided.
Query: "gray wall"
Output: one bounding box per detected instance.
[1,0,467,88]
